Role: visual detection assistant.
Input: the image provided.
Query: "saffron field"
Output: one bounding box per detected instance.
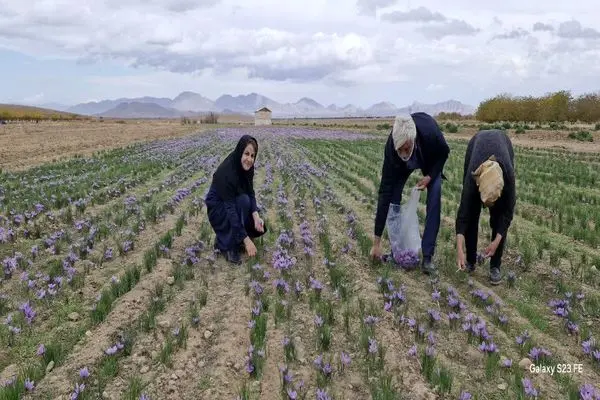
[0,125,599,400]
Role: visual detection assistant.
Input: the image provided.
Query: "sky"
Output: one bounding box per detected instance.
[1,0,600,109]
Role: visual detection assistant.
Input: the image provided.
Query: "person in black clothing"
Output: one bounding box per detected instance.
[455,129,516,285]
[370,112,450,279]
[205,135,267,264]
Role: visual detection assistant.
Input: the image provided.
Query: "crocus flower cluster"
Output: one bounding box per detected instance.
[582,337,600,364]
[313,354,333,380]
[279,364,306,400]
[299,220,315,257]
[245,344,265,377]
[272,248,297,272]
[462,313,493,343]
[184,241,205,265]
[2,253,24,278]
[105,340,125,355]
[69,382,86,400]
[528,347,552,362]
[548,292,585,335]
[392,249,420,270]
[19,300,36,324]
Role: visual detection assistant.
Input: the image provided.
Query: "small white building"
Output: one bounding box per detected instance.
[254,107,272,126]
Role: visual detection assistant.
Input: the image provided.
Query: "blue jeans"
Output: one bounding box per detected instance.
[394,148,442,260]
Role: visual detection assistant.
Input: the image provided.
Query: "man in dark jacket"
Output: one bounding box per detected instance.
[455,129,516,285]
[370,112,450,279]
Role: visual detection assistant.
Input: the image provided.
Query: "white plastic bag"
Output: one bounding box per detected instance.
[386,187,422,263]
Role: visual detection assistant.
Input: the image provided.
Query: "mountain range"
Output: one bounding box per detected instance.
[41,91,476,119]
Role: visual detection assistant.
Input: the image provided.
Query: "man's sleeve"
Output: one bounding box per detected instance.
[374,136,397,237]
[456,140,475,236]
[429,125,450,180]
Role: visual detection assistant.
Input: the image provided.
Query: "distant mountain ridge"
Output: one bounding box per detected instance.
[61,91,475,119]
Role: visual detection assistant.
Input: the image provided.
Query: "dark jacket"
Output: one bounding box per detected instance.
[374,112,450,237]
[205,135,259,242]
[455,129,516,239]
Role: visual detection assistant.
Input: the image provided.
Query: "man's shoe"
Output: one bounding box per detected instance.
[421,259,437,275]
[490,267,501,285]
[422,258,439,283]
[225,249,242,265]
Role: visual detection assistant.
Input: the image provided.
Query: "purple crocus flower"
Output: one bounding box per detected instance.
[79,367,89,378]
[408,345,417,357]
[383,301,393,312]
[368,338,378,354]
[316,388,332,400]
[428,309,441,322]
[579,383,598,400]
[522,378,538,397]
[340,351,351,366]
[286,388,297,399]
[425,345,435,357]
[582,339,593,355]
[24,378,35,391]
[313,354,323,368]
[70,382,85,400]
[314,315,324,327]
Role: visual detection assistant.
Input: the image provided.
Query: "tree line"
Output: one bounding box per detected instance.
[0,108,86,122]
[475,90,600,123]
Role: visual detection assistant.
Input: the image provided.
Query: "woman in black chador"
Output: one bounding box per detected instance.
[205,135,266,264]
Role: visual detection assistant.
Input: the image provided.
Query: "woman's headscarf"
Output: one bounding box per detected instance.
[211,134,258,202]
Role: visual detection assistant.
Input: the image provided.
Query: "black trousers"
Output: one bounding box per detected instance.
[464,206,506,270]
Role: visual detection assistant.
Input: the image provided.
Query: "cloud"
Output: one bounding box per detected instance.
[356,0,398,17]
[380,6,446,23]
[426,83,445,91]
[533,22,554,32]
[379,7,479,39]
[2,0,600,109]
[492,28,530,40]
[22,92,45,104]
[556,20,600,39]
[417,19,480,39]
[104,0,220,12]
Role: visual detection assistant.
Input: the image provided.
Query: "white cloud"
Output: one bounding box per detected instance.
[0,0,600,108]
[22,92,45,104]
[426,84,445,91]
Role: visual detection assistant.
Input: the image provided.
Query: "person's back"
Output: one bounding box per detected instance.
[456,129,516,284]
[464,130,514,185]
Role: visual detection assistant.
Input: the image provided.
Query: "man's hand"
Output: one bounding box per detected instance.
[253,214,264,233]
[416,175,431,191]
[484,235,502,258]
[456,234,466,271]
[370,236,382,260]
[244,237,257,257]
[457,247,466,271]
